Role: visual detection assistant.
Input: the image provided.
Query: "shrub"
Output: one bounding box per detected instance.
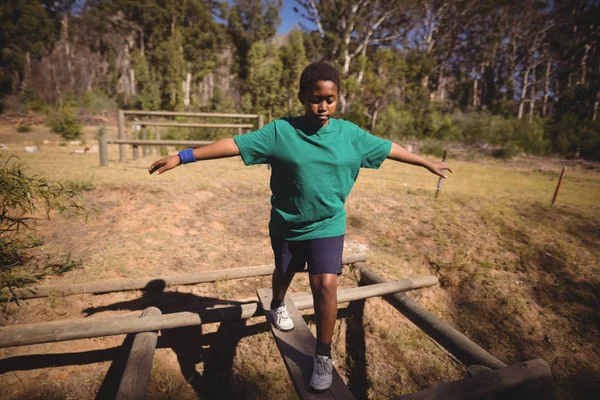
[83,90,117,114]
[16,125,32,133]
[48,108,82,140]
[0,157,93,294]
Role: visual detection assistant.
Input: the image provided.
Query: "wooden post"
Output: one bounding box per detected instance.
[99,137,108,167]
[258,114,264,129]
[132,145,139,160]
[142,125,148,157]
[355,263,507,369]
[435,150,448,200]
[237,126,242,136]
[115,307,161,400]
[551,167,566,208]
[155,126,160,155]
[118,110,126,162]
[395,359,552,400]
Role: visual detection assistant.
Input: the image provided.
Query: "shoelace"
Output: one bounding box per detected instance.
[315,356,333,376]
[275,306,289,322]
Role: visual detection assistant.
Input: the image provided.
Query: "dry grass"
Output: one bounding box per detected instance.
[1,124,599,399]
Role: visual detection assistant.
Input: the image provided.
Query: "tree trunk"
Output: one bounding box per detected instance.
[184,71,191,106]
[542,58,551,117]
[130,68,136,96]
[62,13,75,89]
[593,92,599,121]
[529,64,536,123]
[507,37,517,100]
[370,107,379,133]
[518,67,530,120]
[472,68,479,107]
[580,44,590,85]
[21,51,31,94]
[140,30,145,56]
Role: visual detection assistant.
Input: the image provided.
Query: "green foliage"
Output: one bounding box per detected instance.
[48,108,82,141]
[16,125,31,133]
[227,0,282,80]
[131,50,161,111]
[245,41,283,119]
[83,90,117,114]
[0,157,92,292]
[279,30,308,116]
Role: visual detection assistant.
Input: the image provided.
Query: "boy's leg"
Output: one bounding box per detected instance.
[306,235,343,391]
[269,236,305,331]
[309,273,338,353]
[271,268,296,309]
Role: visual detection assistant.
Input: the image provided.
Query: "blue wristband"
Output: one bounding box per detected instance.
[178,148,196,164]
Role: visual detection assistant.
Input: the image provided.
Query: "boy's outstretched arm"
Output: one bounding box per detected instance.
[148,137,240,175]
[387,142,452,179]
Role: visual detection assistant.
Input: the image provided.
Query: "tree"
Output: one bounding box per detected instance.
[227,0,282,81]
[0,0,55,96]
[279,29,308,115]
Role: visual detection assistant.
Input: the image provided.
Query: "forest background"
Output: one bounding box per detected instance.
[1,0,599,160]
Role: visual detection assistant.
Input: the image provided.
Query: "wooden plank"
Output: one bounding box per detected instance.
[123,111,259,119]
[115,307,162,400]
[107,139,213,147]
[140,122,255,129]
[355,263,507,369]
[394,359,552,400]
[1,254,366,301]
[257,288,356,400]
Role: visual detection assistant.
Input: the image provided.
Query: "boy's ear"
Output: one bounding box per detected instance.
[297,91,305,105]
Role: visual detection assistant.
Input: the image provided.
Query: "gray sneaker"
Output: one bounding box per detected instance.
[270,304,294,331]
[310,355,333,391]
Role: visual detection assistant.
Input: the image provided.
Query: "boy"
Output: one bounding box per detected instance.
[149,62,451,391]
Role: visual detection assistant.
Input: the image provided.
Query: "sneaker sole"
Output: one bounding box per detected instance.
[274,324,295,332]
[309,381,332,391]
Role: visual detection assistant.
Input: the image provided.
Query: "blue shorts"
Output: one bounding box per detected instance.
[270,235,345,275]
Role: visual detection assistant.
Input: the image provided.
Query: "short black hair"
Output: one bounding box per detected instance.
[299,62,341,94]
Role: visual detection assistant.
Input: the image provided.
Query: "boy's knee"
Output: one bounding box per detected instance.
[311,278,337,300]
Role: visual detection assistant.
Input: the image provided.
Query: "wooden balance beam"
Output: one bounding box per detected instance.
[257,288,356,400]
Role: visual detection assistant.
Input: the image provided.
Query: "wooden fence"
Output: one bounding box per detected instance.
[99,110,265,166]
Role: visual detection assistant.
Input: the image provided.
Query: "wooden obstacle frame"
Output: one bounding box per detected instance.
[0,256,552,399]
[99,110,265,166]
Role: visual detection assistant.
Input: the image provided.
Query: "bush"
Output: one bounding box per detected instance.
[48,108,82,140]
[83,90,117,114]
[0,157,93,294]
[16,125,32,133]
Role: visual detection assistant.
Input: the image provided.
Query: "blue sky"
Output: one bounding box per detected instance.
[278,1,313,34]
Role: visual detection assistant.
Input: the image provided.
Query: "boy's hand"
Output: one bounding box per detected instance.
[148,155,181,175]
[426,161,452,179]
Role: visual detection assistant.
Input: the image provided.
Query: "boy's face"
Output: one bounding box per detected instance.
[298,80,338,127]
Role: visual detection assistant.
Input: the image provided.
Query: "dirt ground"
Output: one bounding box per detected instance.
[1,121,599,399]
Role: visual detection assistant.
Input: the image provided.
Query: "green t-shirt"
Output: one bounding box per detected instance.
[234,117,392,240]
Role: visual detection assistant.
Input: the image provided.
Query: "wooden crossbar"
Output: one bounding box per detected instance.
[135,122,255,129]
[394,358,552,400]
[123,111,259,119]
[1,254,367,301]
[257,288,356,400]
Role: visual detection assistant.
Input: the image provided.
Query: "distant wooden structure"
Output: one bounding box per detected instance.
[100,110,265,166]
[0,255,552,399]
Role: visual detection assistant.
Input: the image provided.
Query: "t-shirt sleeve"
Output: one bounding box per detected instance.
[357,127,392,168]
[233,121,276,165]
